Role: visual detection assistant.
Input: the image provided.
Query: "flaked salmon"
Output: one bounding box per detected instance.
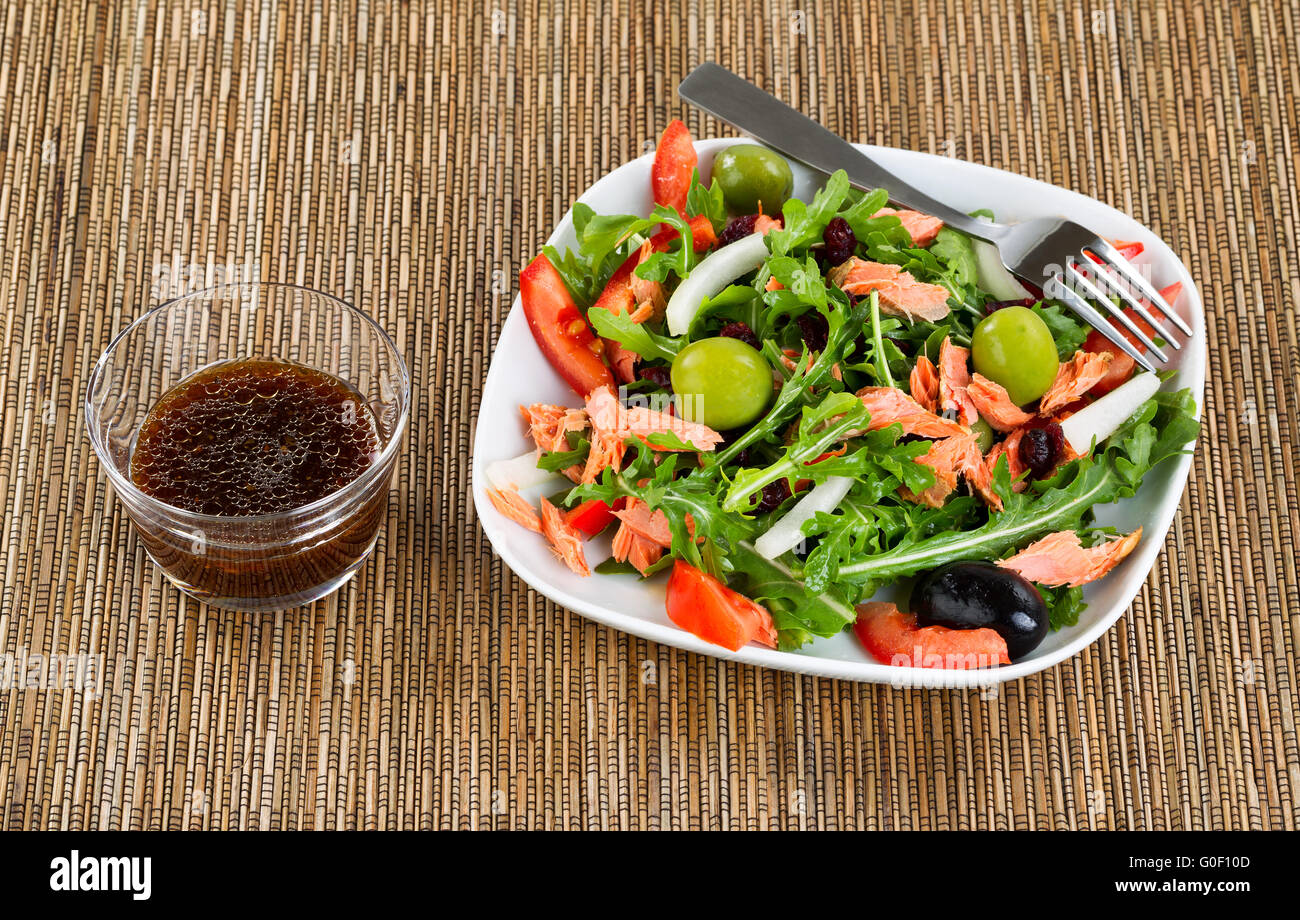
[998,528,1143,588]
[910,354,940,413]
[1038,350,1113,414]
[539,496,591,576]
[855,386,970,439]
[610,522,664,575]
[628,239,667,323]
[873,207,945,247]
[901,429,984,508]
[938,337,979,426]
[585,385,724,452]
[486,486,542,533]
[609,498,694,575]
[968,374,1035,432]
[984,437,1028,496]
[829,258,952,322]
[962,444,1003,511]
[520,403,588,453]
[612,498,675,547]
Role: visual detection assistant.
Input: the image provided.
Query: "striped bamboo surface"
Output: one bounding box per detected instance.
[0,0,1296,830]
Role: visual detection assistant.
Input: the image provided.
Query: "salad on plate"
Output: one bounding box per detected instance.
[485,120,1198,669]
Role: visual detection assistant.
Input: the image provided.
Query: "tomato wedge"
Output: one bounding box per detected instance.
[651,120,697,216]
[665,560,777,651]
[519,253,615,398]
[565,499,619,539]
[853,602,1009,669]
[1083,281,1182,396]
[1087,239,1144,263]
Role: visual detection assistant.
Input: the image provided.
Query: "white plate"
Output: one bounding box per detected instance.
[472,138,1204,687]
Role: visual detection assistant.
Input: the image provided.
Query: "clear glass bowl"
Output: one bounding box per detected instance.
[85,283,410,611]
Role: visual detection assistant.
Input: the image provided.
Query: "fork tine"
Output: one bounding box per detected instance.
[1051,275,1158,373]
[1086,238,1194,337]
[1065,260,1170,362]
[1079,256,1181,348]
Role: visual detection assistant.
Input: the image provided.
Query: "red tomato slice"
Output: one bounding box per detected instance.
[1087,239,1144,263]
[1083,281,1183,396]
[665,560,777,651]
[853,602,1010,669]
[565,499,619,539]
[519,254,615,399]
[651,120,697,216]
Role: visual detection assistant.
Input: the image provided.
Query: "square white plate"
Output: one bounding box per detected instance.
[472,138,1204,687]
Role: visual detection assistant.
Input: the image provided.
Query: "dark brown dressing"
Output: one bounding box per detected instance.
[131,358,381,515]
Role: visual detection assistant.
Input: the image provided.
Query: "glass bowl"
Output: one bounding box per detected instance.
[85,283,410,611]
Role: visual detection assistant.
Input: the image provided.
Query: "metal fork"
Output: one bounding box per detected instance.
[678,63,1191,372]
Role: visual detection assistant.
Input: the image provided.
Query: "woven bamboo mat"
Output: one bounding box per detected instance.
[0,0,1296,830]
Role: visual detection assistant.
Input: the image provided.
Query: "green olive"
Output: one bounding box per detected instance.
[711,144,794,215]
[670,337,773,430]
[971,307,1060,405]
[970,417,994,453]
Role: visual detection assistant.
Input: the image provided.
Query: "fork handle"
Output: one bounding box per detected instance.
[678,63,1005,242]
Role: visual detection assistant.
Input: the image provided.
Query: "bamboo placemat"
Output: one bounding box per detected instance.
[0,0,1296,830]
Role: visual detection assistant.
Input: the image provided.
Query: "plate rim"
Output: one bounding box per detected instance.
[473,137,1205,687]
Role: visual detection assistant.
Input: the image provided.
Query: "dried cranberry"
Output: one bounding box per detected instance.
[717,214,760,248]
[1019,421,1065,477]
[984,297,1036,315]
[637,365,673,391]
[821,216,857,266]
[718,321,760,350]
[796,312,829,352]
[754,479,792,513]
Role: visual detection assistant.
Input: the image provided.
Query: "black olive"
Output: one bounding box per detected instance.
[910,561,1049,660]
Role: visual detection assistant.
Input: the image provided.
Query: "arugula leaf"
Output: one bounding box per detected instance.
[725,540,859,649]
[689,284,761,335]
[1041,584,1086,631]
[1033,302,1090,359]
[572,445,755,574]
[685,169,727,234]
[722,389,935,514]
[767,170,852,256]
[587,306,682,362]
[707,295,871,470]
[536,441,589,472]
[833,389,1199,590]
[929,227,979,287]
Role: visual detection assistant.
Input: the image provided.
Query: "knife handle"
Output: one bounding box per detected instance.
[677,62,1001,241]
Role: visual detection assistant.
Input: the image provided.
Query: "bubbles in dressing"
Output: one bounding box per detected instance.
[130,359,382,516]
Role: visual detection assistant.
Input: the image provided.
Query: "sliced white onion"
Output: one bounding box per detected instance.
[1060,372,1160,455]
[665,232,769,335]
[485,450,560,493]
[754,475,854,560]
[972,217,1032,301]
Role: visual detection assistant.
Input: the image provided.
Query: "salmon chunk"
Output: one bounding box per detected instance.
[968,374,1036,432]
[539,497,591,576]
[520,403,588,453]
[997,528,1142,588]
[938,337,979,426]
[910,354,940,413]
[829,258,952,322]
[610,523,664,575]
[585,385,724,452]
[486,486,543,533]
[856,386,970,439]
[901,429,985,508]
[873,207,945,247]
[1038,350,1113,414]
[612,498,674,548]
